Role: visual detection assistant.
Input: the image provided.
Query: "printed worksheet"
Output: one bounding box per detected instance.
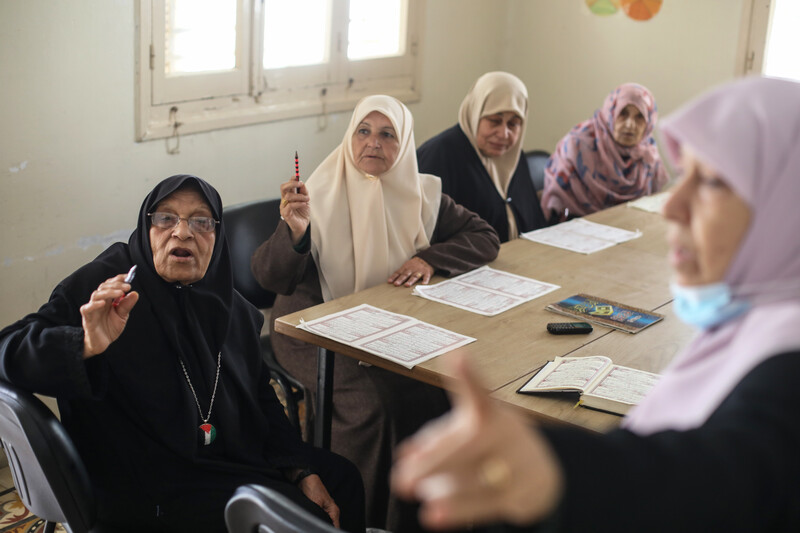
[297,304,475,368]
[413,266,560,316]
[521,218,641,254]
[627,191,671,213]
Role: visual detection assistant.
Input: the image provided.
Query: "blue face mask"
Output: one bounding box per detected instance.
[670,282,750,330]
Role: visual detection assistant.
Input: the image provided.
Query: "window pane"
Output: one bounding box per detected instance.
[263,0,330,69]
[763,0,800,81]
[166,0,238,74]
[348,0,405,60]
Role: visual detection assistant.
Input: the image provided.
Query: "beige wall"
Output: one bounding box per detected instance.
[502,0,745,151]
[0,0,744,326]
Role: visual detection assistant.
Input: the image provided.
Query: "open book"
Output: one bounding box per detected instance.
[517,355,660,415]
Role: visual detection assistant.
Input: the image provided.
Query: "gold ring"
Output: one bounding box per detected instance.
[415,272,422,277]
[280,198,288,208]
[477,457,511,490]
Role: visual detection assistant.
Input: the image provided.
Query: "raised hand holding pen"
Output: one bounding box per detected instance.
[80,267,140,359]
[280,151,310,245]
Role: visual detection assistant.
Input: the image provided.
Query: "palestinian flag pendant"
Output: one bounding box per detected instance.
[200,423,217,445]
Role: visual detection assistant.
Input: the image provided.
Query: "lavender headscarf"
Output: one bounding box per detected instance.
[624,77,800,435]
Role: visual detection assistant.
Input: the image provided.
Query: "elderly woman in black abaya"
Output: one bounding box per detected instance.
[0,175,365,532]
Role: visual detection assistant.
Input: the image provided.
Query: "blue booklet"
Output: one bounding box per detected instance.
[546,293,664,334]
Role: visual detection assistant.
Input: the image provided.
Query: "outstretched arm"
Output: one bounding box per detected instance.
[392,352,563,530]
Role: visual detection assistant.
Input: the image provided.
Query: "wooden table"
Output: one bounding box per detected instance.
[274,203,696,444]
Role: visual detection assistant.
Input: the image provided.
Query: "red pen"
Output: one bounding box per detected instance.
[294,151,300,193]
[112,265,137,308]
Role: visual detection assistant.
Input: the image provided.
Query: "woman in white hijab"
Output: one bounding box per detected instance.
[417,72,547,242]
[252,95,500,532]
[392,77,800,532]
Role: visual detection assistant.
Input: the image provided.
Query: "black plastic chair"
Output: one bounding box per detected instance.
[225,484,339,533]
[226,484,391,533]
[0,380,97,533]
[524,149,551,194]
[224,198,311,436]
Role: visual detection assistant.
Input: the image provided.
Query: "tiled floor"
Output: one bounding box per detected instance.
[0,467,11,493]
[0,466,68,532]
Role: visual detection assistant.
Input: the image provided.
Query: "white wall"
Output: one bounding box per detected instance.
[0,0,744,326]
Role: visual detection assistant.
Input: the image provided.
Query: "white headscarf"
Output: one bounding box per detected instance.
[458,72,528,239]
[306,95,442,301]
[624,77,800,435]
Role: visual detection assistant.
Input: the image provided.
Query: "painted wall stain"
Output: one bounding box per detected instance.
[76,229,131,251]
[3,229,132,266]
[9,161,28,173]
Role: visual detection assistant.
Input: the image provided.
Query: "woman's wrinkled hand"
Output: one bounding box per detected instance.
[391,352,564,530]
[80,273,139,359]
[279,179,311,245]
[388,257,434,287]
[298,474,341,529]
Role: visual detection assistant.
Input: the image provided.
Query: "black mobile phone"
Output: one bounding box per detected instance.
[546,322,593,335]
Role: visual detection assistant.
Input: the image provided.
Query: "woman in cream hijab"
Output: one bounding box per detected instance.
[418,71,547,242]
[252,95,499,532]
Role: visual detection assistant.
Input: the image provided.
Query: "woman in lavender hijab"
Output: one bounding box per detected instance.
[391,76,800,532]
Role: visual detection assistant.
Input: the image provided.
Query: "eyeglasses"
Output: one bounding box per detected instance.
[147,212,219,233]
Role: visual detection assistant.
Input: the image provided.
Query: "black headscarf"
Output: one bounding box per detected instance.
[128,174,233,393]
[1,174,309,522]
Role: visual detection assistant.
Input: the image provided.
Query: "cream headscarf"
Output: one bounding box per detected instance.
[458,72,528,239]
[306,95,442,301]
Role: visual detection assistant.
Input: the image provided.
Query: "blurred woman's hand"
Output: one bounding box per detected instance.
[391,353,564,530]
[279,179,311,245]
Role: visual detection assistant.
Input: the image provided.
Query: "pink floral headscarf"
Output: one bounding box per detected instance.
[624,77,800,435]
[540,83,668,221]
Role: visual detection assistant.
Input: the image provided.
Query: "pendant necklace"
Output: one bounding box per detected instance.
[178,351,222,446]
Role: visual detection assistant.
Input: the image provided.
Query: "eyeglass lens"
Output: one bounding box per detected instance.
[149,213,217,232]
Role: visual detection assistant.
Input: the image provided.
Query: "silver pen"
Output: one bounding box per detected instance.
[112,265,137,307]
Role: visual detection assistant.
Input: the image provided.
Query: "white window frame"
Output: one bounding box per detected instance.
[736,0,800,79]
[736,0,773,75]
[135,0,423,142]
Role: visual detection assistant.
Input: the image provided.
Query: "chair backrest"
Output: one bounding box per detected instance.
[224,198,282,310]
[225,484,340,533]
[0,381,95,533]
[524,149,551,192]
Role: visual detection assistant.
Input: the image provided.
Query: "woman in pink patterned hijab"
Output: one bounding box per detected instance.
[540,83,668,222]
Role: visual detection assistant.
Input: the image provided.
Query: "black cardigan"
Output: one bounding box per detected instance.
[417,124,547,242]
